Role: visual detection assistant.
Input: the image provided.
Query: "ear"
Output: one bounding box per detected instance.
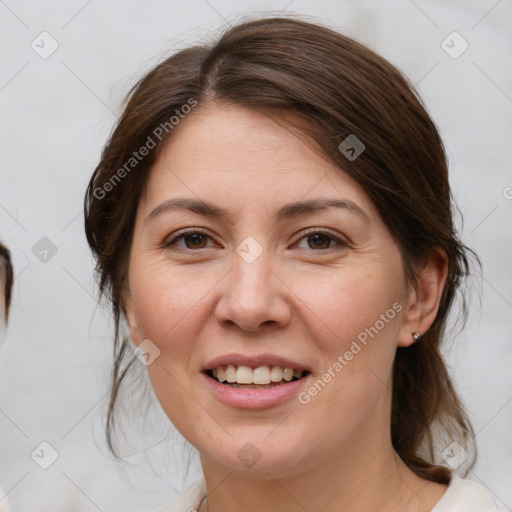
[121,286,143,346]
[397,248,449,348]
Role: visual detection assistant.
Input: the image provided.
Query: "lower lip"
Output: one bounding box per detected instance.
[202,373,310,409]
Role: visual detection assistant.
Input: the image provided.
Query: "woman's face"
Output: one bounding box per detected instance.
[124,104,418,477]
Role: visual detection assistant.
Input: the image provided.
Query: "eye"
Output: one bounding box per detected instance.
[162,228,349,252]
[294,229,349,251]
[163,229,216,250]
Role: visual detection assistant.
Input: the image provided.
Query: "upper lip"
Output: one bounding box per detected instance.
[203,353,311,372]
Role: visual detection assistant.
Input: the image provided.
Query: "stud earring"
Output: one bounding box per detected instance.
[412,332,421,341]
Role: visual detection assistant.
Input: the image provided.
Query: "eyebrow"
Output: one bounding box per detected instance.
[145,197,370,225]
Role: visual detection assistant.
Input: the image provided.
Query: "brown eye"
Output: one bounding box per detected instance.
[295,230,348,251]
[306,233,333,250]
[182,233,208,249]
[164,229,215,250]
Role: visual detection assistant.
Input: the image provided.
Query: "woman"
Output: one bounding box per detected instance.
[84,17,497,512]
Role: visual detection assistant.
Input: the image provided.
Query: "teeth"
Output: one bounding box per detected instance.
[236,365,253,384]
[253,366,271,385]
[209,365,304,385]
[283,368,294,381]
[270,366,283,382]
[225,365,237,383]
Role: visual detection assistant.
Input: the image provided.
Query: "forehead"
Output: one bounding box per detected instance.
[141,104,378,221]
[157,104,324,178]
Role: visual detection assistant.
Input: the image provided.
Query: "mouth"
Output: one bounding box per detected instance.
[204,365,310,389]
[202,354,312,408]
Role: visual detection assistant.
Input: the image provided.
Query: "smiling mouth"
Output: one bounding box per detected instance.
[205,365,310,389]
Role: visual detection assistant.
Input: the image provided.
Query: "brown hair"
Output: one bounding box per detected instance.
[84,16,478,482]
[0,242,13,320]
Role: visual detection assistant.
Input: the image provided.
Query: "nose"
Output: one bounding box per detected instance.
[214,245,291,333]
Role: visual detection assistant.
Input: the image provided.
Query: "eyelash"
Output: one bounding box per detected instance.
[162,227,350,252]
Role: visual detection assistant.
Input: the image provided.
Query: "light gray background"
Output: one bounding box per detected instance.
[1,0,511,511]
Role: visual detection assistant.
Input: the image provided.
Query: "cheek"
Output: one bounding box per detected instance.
[127,257,224,375]
[291,264,404,352]
[127,261,213,433]
[290,263,405,411]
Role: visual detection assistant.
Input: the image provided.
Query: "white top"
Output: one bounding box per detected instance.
[153,472,498,512]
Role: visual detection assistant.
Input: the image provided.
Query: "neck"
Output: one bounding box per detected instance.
[198,433,444,512]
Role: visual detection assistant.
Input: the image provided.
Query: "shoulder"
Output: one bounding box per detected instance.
[147,473,499,512]
[432,472,498,512]
[151,480,206,512]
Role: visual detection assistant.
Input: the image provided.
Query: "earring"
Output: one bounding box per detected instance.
[412,332,421,341]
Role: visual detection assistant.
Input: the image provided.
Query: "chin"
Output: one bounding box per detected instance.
[196,426,313,478]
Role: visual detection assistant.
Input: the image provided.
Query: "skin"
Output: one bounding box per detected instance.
[124,103,449,512]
